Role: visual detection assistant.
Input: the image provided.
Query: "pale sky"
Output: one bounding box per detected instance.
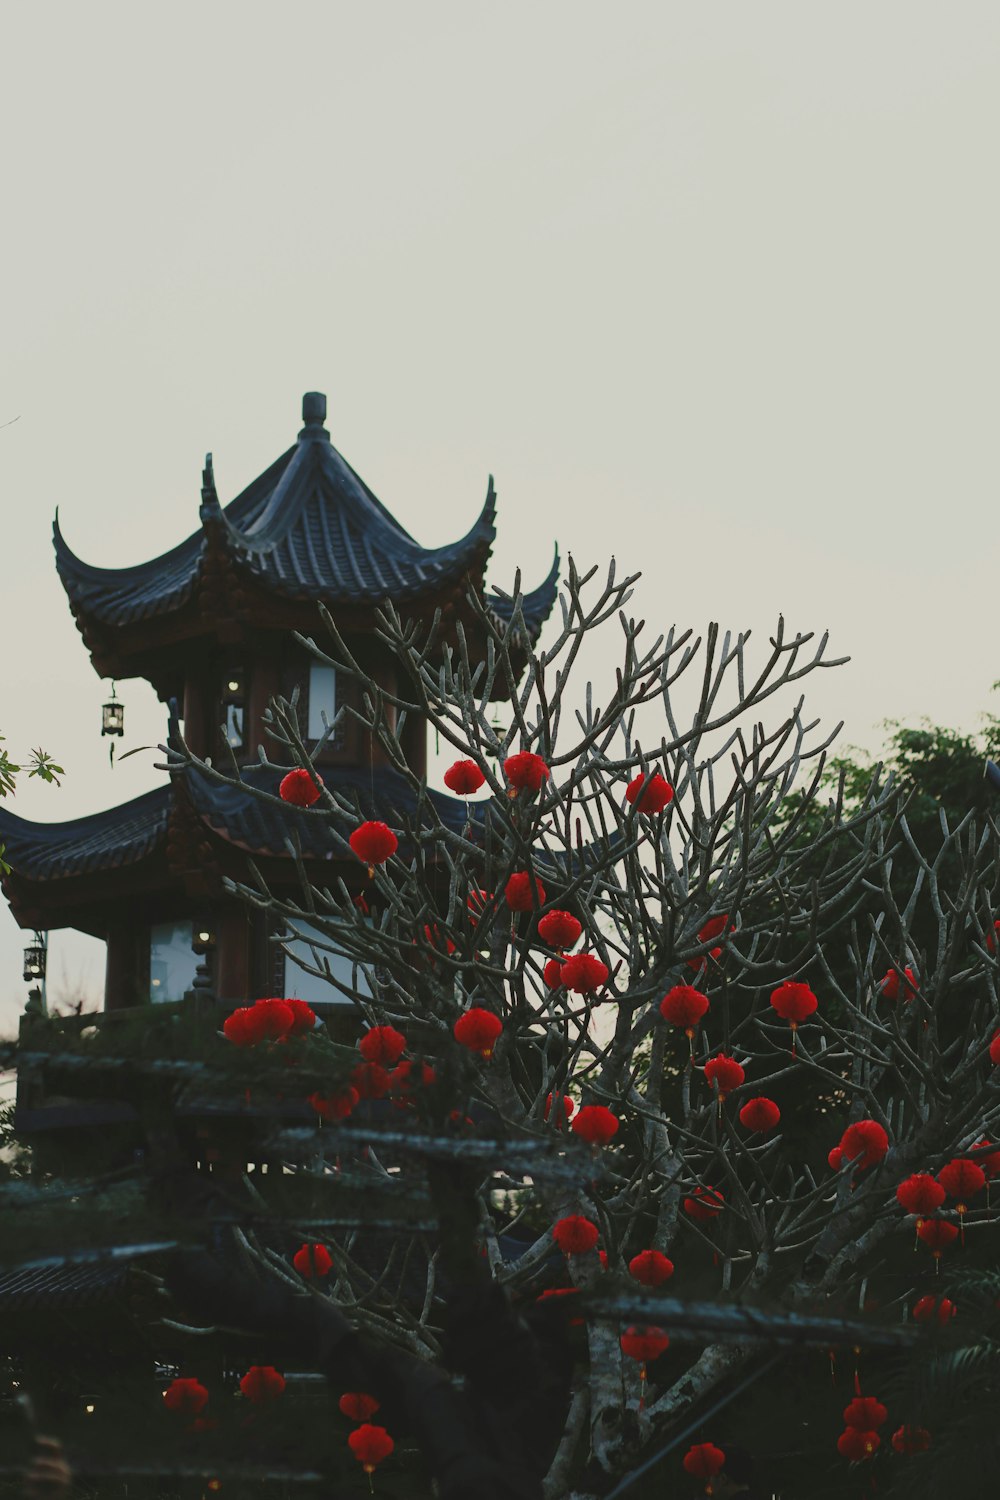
[2,3,999,1035]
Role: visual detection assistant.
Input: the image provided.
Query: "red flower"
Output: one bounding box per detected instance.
[682,1443,726,1481]
[698,914,734,945]
[840,1120,889,1171]
[359,1025,407,1067]
[279,769,323,807]
[844,1396,887,1430]
[351,1061,390,1099]
[896,1174,946,1216]
[224,999,295,1046]
[625,772,674,814]
[837,1428,880,1461]
[535,1287,584,1325]
[544,1092,576,1123]
[972,1137,1000,1178]
[453,1008,503,1058]
[552,1215,599,1255]
[683,1185,724,1221]
[916,1217,960,1257]
[538,910,583,948]
[162,1378,209,1416]
[348,1423,395,1473]
[891,1425,931,1454]
[571,1105,619,1145]
[559,953,610,994]
[293,1243,333,1279]
[222,1007,258,1046]
[628,1250,674,1286]
[990,1031,1000,1066]
[543,958,565,988]
[660,984,710,1036]
[239,1366,285,1404]
[739,1097,780,1133]
[421,923,457,956]
[703,1054,745,1099]
[308,1086,359,1121]
[349,820,398,872]
[443,759,486,795]
[504,751,550,794]
[936,1157,986,1208]
[828,1146,844,1171]
[620,1325,670,1363]
[284,998,318,1035]
[339,1392,380,1423]
[251,999,296,1041]
[769,980,818,1029]
[912,1294,956,1325]
[388,1059,437,1104]
[879,966,918,1002]
[467,888,492,925]
[505,871,546,911]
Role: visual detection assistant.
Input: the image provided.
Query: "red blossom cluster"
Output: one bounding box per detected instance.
[348,1424,395,1474]
[628,1250,674,1286]
[836,1395,888,1463]
[239,1366,285,1404]
[359,1025,407,1066]
[223,997,316,1046]
[660,984,710,1036]
[278,768,323,806]
[570,1104,618,1145]
[443,759,486,795]
[504,751,550,794]
[505,871,547,911]
[292,1243,333,1279]
[453,1007,503,1058]
[162,1378,209,1417]
[625,771,674,814]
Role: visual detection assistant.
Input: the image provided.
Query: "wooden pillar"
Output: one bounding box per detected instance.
[247,655,281,760]
[182,670,209,761]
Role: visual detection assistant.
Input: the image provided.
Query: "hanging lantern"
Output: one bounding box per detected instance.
[23,932,46,982]
[192,921,216,956]
[101,682,125,738]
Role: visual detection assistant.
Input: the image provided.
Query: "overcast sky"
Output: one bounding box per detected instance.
[2,3,999,1035]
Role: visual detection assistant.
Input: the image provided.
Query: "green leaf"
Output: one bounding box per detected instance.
[27,748,64,785]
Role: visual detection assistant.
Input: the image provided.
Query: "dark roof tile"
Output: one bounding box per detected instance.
[0,785,172,880]
[52,395,534,625]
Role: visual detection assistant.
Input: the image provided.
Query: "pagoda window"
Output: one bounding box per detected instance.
[281,919,371,1007]
[222,669,246,750]
[149,920,199,1003]
[307,663,338,744]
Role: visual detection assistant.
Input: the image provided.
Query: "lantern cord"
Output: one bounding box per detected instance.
[603,1353,783,1500]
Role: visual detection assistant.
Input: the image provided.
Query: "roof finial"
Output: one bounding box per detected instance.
[300,391,329,440]
[199,452,221,523]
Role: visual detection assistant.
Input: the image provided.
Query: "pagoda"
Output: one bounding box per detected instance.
[0,391,558,1023]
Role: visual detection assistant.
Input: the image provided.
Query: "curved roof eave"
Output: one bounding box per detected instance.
[50,394,502,621]
[0,783,173,880]
[488,543,560,639]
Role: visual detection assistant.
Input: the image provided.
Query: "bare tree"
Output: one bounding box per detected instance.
[161,557,1000,1497]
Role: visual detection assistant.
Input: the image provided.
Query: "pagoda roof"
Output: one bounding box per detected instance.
[0,765,478,896]
[0,785,173,882]
[181,762,477,859]
[52,393,557,639]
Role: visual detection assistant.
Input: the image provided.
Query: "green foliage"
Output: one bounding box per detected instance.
[0,736,64,872]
